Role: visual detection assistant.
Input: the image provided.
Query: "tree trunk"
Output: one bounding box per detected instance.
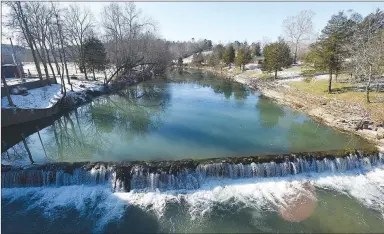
[274,68,278,80]
[294,44,298,64]
[366,64,372,103]
[104,70,107,84]
[1,76,15,106]
[48,30,61,78]
[43,44,57,84]
[33,40,50,81]
[92,67,96,80]
[84,66,88,80]
[60,64,66,95]
[328,69,333,93]
[56,12,72,91]
[15,2,44,84]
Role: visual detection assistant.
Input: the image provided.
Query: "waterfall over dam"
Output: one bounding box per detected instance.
[2,150,383,192]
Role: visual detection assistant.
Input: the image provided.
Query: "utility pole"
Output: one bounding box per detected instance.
[9,37,23,78]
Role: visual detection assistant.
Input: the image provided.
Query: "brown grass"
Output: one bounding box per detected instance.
[289,79,384,123]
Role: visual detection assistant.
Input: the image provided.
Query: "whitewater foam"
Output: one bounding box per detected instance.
[3,166,384,232]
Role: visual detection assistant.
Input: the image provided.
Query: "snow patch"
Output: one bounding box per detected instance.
[2,84,62,109]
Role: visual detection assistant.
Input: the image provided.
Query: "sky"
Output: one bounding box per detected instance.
[2,1,384,45]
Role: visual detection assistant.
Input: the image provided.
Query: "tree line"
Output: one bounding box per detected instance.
[305,9,383,101]
[189,8,383,103]
[4,1,173,94]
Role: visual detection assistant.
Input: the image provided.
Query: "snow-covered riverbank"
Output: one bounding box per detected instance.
[1,79,104,109]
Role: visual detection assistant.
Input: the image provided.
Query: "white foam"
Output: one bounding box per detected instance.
[2,185,126,233]
[3,167,384,231]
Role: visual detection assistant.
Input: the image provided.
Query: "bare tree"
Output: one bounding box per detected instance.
[64,4,94,80]
[102,2,162,85]
[283,10,315,63]
[5,1,44,84]
[26,2,53,82]
[46,5,62,80]
[1,76,15,106]
[52,4,73,91]
[347,9,384,103]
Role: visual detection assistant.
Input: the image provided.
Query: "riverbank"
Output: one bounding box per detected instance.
[194,66,384,150]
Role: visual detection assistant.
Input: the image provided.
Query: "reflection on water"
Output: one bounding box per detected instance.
[2,70,372,163]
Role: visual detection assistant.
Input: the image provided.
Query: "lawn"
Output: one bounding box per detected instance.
[289,79,384,122]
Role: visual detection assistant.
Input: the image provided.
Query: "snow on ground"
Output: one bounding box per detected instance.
[2,84,62,109]
[68,79,104,92]
[2,78,40,87]
[2,79,104,109]
[183,55,194,64]
[245,63,261,70]
[23,62,106,80]
[2,63,105,109]
[181,50,213,64]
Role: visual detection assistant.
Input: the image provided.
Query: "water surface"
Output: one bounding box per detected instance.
[2,70,383,234]
[2,70,371,163]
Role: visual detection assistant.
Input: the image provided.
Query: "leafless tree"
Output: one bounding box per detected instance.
[283,10,315,63]
[5,1,44,84]
[102,2,164,85]
[52,3,73,91]
[346,9,384,103]
[26,2,55,82]
[64,4,95,80]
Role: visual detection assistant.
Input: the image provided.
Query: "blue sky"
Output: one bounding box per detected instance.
[134,2,383,43]
[2,2,384,44]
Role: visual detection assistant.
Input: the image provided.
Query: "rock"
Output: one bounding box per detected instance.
[10,86,28,95]
[79,84,86,88]
[71,75,78,80]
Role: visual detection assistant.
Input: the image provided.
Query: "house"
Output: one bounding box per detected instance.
[1,44,25,78]
[1,64,24,78]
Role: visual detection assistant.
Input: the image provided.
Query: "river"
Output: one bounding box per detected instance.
[2,70,383,233]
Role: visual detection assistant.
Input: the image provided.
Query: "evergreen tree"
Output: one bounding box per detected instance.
[305,11,361,92]
[213,44,225,60]
[84,37,107,80]
[262,40,293,79]
[235,46,252,71]
[252,42,262,56]
[235,47,245,69]
[222,44,235,66]
[177,57,183,67]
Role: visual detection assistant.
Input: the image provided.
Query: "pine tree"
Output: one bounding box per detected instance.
[84,37,107,80]
[262,40,293,79]
[222,44,235,66]
[252,42,262,56]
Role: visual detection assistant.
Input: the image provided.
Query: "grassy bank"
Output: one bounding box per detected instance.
[289,79,384,123]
